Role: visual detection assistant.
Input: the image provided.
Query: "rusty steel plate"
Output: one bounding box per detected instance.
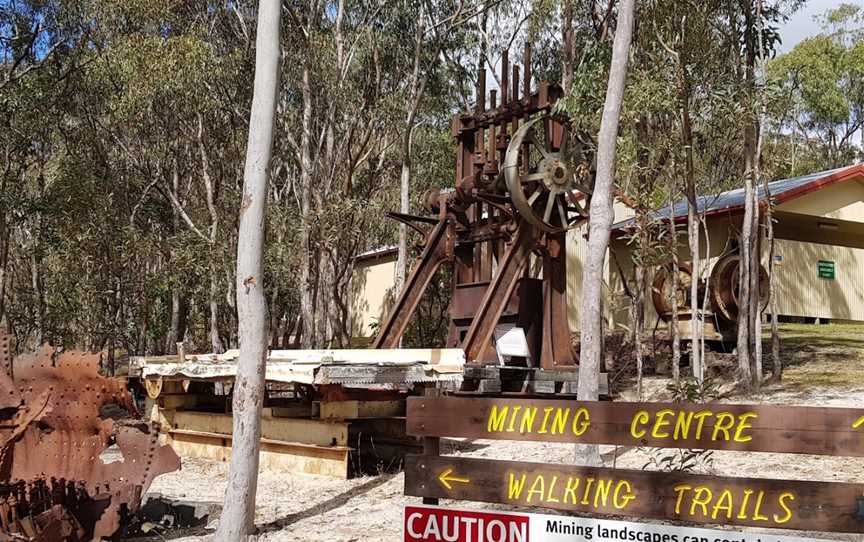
[0,333,180,541]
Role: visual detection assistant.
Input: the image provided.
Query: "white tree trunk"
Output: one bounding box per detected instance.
[576,0,635,466]
[395,16,425,298]
[668,191,680,384]
[738,145,754,389]
[687,207,700,381]
[216,0,280,539]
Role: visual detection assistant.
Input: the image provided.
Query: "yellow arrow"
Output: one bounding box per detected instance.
[853,416,864,429]
[438,468,471,490]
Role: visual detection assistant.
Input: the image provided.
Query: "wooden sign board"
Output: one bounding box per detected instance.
[407,396,864,456]
[404,455,864,533]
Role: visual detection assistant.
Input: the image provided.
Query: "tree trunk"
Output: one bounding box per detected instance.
[750,196,761,390]
[668,189,681,385]
[395,141,412,299]
[767,199,780,380]
[209,264,225,353]
[562,0,575,95]
[679,82,701,382]
[576,0,635,466]
[394,16,425,299]
[216,0,280,538]
[166,288,187,354]
[738,123,755,390]
[298,61,320,349]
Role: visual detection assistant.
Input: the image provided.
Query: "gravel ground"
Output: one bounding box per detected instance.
[144,378,864,542]
[146,325,864,541]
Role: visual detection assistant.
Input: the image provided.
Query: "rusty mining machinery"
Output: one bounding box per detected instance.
[373,46,598,391]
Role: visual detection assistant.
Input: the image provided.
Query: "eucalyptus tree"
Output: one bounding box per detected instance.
[576,0,635,466]
[216,0,280,536]
[770,4,864,170]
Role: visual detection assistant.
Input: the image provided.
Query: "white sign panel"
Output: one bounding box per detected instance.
[494,325,530,362]
[403,505,838,542]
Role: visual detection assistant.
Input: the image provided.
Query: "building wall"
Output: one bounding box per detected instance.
[566,201,635,331]
[350,254,397,338]
[772,238,864,321]
[777,180,864,224]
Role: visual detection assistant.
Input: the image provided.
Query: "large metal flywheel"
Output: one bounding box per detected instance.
[503,115,594,233]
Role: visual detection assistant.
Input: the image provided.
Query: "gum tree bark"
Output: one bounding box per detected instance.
[577,0,636,465]
[216,0,280,539]
[667,188,681,384]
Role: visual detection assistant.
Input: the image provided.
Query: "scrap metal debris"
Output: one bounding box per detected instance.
[0,332,180,541]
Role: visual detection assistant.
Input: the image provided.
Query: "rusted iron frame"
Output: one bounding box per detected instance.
[372,217,455,349]
[462,221,539,363]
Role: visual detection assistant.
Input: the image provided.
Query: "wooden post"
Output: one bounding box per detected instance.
[422,386,441,505]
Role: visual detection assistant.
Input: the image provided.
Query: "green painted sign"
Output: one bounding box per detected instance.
[818,260,836,280]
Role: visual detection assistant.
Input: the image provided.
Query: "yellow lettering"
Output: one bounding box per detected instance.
[652,409,675,439]
[593,479,612,508]
[546,476,560,503]
[737,489,755,519]
[631,411,650,439]
[673,411,694,440]
[773,492,795,524]
[563,477,580,504]
[572,407,590,436]
[673,484,691,515]
[538,407,554,434]
[519,407,538,434]
[692,411,713,439]
[753,490,769,521]
[488,406,509,432]
[507,473,527,500]
[506,405,522,432]
[711,412,736,441]
[711,489,734,520]
[613,480,636,510]
[581,478,595,505]
[689,486,712,517]
[734,412,757,443]
[526,476,545,504]
[551,408,570,435]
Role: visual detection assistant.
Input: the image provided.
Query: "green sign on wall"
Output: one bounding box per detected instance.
[818,260,836,280]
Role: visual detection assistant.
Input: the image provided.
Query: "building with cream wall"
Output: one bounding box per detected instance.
[351,164,864,342]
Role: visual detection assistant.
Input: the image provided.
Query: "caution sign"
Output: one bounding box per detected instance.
[404,455,864,533]
[403,505,838,542]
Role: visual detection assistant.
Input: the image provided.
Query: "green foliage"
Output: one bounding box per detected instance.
[768,4,864,172]
[643,377,720,473]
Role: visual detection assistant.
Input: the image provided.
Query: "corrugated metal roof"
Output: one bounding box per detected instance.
[613,164,864,230]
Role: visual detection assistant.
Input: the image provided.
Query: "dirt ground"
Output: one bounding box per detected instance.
[146,324,864,542]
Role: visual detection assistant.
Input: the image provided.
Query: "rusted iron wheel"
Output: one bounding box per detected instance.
[709,254,769,321]
[503,116,594,233]
[651,262,693,321]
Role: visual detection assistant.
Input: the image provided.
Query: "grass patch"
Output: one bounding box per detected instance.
[766,323,864,389]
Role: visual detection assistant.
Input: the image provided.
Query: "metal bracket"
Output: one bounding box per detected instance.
[857,496,864,520]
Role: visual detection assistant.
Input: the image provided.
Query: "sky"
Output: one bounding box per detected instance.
[778,0,864,52]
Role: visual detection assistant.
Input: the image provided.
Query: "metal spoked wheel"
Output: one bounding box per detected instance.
[503,115,594,233]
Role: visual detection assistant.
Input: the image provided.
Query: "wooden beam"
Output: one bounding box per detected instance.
[169,410,348,446]
[320,400,403,420]
[169,429,349,478]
